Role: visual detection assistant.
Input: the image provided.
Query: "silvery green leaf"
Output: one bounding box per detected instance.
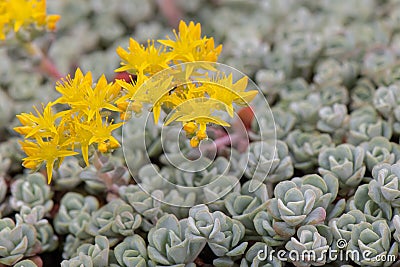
[329,210,367,249]
[348,220,397,267]
[360,136,400,172]
[318,144,365,195]
[188,205,247,258]
[147,214,206,266]
[225,181,269,233]
[54,192,99,235]
[14,260,38,267]
[62,234,93,260]
[347,105,392,145]
[285,225,330,267]
[53,157,83,190]
[15,206,58,252]
[317,104,349,143]
[369,163,400,218]
[350,78,375,110]
[286,130,333,172]
[77,236,110,267]
[0,218,40,265]
[111,204,142,236]
[61,252,94,267]
[86,199,126,246]
[114,235,148,267]
[289,93,321,132]
[241,140,293,184]
[253,211,288,246]
[373,83,400,119]
[240,242,282,267]
[10,173,53,212]
[119,185,164,229]
[250,107,296,141]
[349,184,390,222]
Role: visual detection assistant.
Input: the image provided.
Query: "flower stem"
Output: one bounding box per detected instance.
[23,42,63,80]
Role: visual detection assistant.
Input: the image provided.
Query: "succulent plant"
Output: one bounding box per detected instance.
[240,140,293,184]
[318,144,365,195]
[266,174,338,238]
[61,236,113,267]
[348,184,392,222]
[188,205,248,258]
[250,106,296,141]
[347,220,398,267]
[0,218,41,265]
[119,184,164,230]
[289,93,321,132]
[329,210,367,250]
[240,242,282,267]
[52,157,83,190]
[224,181,269,234]
[54,192,99,236]
[278,78,311,103]
[254,210,288,246]
[111,204,142,237]
[317,104,348,143]
[10,173,53,212]
[0,176,8,216]
[147,214,205,267]
[373,83,400,119]
[313,59,359,88]
[15,205,58,252]
[113,235,148,267]
[86,199,135,246]
[80,154,130,195]
[350,78,375,110]
[255,69,285,102]
[62,234,93,260]
[360,136,400,172]
[368,163,400,219]
[286,130,332,172]
[393,214,400,243]
[285,225,332,267]
[347,105,392,145]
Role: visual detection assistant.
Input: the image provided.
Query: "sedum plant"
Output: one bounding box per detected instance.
[286,130,332,172]
[368,163,400,219]
[318,144,365,196]
[241,140,294,184]
[360,136,400,172]
[112,235,148,267]
[0,218,41,265]
[285,225,332,267]
[240,242,282,267]
[347,220,398,267]
[10,172,53,212]
[147,214,205,267]
[188,204,248,261]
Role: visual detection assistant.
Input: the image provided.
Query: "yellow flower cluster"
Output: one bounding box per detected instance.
[0,0,60,40]
[115,20,258,146]
[14,69,123,183]
[14,20,258,183]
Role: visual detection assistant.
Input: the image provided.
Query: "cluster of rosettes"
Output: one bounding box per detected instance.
[115,20,257,147]
[14,69,123,183]
[0,0,60,40]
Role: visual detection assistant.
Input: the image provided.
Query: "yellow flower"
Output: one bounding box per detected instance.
[116,39,171,75]
[55,68,93,108]
[202,74,258,116]
[165,98,230,146]
[20,136,78,184]
[55,68,121,121]
[14,102,63,138]
[0,0,60,40]
[81,116,123,152]
[158,21,222,63]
